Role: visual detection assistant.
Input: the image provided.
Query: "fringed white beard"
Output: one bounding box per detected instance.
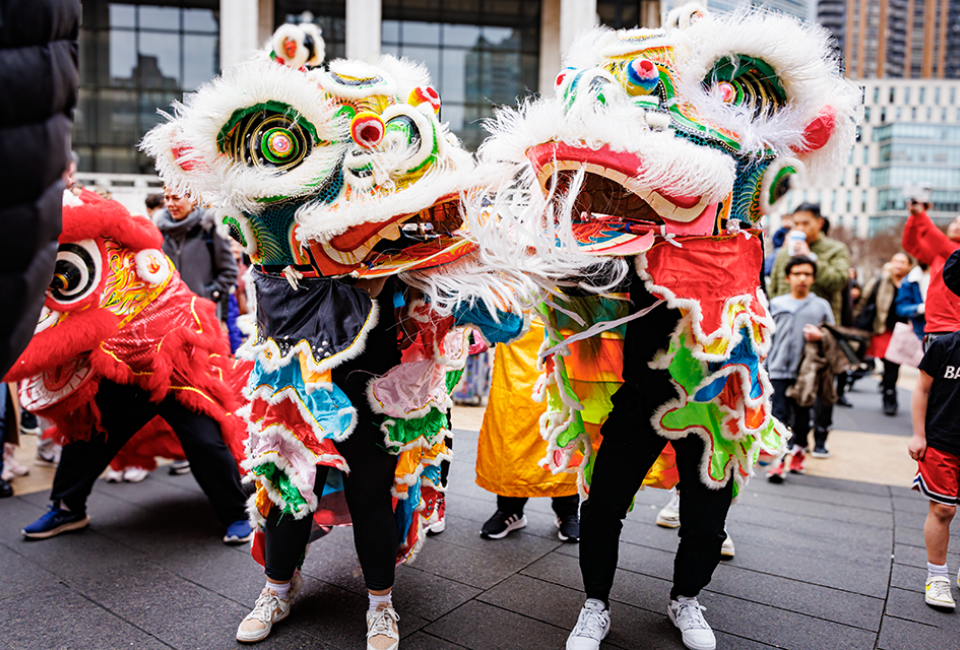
[400,252,538,321]
[460,162,631,302]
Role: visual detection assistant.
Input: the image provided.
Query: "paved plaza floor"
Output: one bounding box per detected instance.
[1,379,959,649]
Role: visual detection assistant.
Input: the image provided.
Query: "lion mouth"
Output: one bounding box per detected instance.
[527,142,717,237]
[308,194,473,276]
[551,170,665,234]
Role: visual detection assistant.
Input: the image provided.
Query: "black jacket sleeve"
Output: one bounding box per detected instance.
[0,0,80,377]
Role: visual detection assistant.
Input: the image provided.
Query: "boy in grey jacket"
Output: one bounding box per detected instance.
[766,256,835,482]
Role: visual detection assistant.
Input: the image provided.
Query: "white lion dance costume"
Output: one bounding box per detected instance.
[461,6,859,648]
[143,23,525,579]
[471,4,859,497]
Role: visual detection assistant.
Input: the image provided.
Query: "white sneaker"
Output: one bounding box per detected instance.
[2,444,29,481]
[366,603,400,650]
[668,597,716,650]
[720,532,735,559]
[566,598,610,650]
[925,576,956,609]
[122,467,149,483]
[236,573,303,643]
[656,488,681,528]
[34,440,61,467]
[105,469,124,483]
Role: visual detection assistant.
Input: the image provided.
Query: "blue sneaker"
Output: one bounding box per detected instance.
[22,503,89,539]
[223,519,254,545]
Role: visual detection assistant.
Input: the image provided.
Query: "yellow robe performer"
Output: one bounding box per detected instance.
[476,321,579,498]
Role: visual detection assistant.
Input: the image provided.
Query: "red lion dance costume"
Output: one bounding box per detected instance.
[8,189,250,542]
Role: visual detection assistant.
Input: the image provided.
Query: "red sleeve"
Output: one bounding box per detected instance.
[902,211,955,265]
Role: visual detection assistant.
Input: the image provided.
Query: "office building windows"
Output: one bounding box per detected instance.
[380,0,540,150]
[76,0,220,173]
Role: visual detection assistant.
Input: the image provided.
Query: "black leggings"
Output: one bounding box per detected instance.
[262,424,399,590]
[579,278,732,604]
[264,284,402,591]
[51,380,247,526]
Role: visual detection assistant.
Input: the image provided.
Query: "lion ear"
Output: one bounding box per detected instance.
[665,2,708,30]
[140,120,210,203]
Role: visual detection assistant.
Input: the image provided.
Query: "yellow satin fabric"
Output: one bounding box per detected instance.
[475,321,580,498]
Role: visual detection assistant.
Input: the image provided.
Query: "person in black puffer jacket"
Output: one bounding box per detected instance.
[0,0,80,378]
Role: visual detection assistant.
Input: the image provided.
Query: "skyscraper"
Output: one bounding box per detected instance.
[818,0,960,79]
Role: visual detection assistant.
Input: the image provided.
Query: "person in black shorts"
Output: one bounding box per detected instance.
[908,248,960,610]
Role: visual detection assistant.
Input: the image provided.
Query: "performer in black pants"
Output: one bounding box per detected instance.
[22,380,251,541]
[568,273,731,650]
[237,279,405,650]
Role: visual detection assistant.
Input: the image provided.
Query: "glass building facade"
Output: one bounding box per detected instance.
[76,1,220,174]
[379,0,540,150]
[869,122,960,234]
[75,0,541,171]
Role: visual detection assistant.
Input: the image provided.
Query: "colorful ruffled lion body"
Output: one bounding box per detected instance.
[469,4,859,496]
[5,190,246,465]
[143,24,523,563]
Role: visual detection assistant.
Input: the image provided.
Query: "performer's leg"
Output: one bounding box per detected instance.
[50,381,159,513]
[551,493,579,518]
[157,397,247,527]
[337,420,400,593]
[669,434,734,600]
[498,495,529,513]
[580,382,670,605]
[769,378,791,428]
[263,464,330,582]
[579,281,680,605]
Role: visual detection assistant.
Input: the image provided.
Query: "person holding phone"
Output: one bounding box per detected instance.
[902,196,960,351]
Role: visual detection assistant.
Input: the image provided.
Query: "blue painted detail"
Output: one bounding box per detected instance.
[693,327,764,402]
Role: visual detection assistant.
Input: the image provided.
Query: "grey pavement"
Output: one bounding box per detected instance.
[1,404,958,650]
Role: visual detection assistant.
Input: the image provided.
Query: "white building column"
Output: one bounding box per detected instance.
[220,0,260,70]
[258,0,275,46]
[559,0,597,60]
[346,0,382,60]
[539,0,561,94]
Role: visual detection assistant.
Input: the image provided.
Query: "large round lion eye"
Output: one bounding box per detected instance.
[703,55,786,118]
[219,107,314,174]
[50,240,101,305]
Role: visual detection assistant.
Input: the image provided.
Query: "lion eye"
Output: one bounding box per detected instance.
[218,104,316,174]
[703,55,786,118]
[50,240,101,305]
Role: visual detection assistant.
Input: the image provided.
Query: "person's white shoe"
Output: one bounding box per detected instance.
[366,602,400,650]
[566,598,610,650]
[105,469,124,483]
[122,467,149,483]
[2,444,29,481]
[925,576,956,609]
[656,489,681,528]
[720,532,735,559]
[236,573,303,643]
[668,597,716,650]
